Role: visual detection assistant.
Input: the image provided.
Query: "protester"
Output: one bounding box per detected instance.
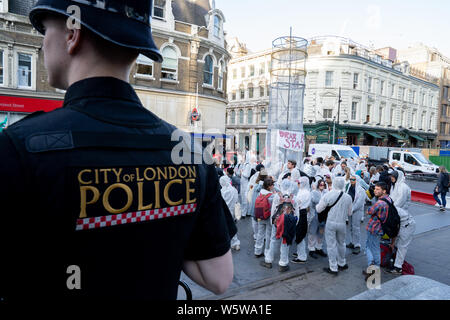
[390,170,411,210]
[239,155,256,219]
[254,178,276,258]
[220,176,241,251]
[226,167,241,194]
[378,165,392,193]
[308,180,328,258]
[316,177,353,275]
[261,179,299,272]
[325,173,333,191]
[292,177,311,264]
[433,166,449,212]
[248,169,269,239]
[345,175,365,254]
[363,182,391,280]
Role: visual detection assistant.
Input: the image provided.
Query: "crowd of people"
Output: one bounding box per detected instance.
[217,153,419,280]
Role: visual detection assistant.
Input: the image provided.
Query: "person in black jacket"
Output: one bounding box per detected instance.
[378,165,392,194]
[434,166,449,212]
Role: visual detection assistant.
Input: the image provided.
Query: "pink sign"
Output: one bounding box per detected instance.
[277,129,304,152]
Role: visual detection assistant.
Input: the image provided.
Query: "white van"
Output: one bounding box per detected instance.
[389,150,439,177]
[308,144,359,161]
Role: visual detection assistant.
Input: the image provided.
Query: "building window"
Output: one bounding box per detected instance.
[366,104,371,123]
[239,109,244,124]
[241,67,245,78]
[0,50,3,85]
[368,77,373,93]
[248,84,254,99]
[379,106,384,124]
[353,73,359,89]
[380,80,385,95]
[203,55,214,86]
[261,109,266,123]
[260,62,265,75]
[232,91,236,100]
[249,65,255,77]
[259,84,265,97]
[323,109,333,119]
[218,61,224,90]
[391,84,395,97]
[239,85,245,99]
[214,15,221,38]
[231,110,236,124]
[421,112,426,129]
[232,69,237,79]
[412,112,417,128]
[351,102,357,120]
[161,46,178,80]
[18,53,32,88]
[153,0,165,19]
[135,54,154,78]
[390,107,395,126]
[248,109,253,124]
[401,111,406,127]
[440,123,446,135]
[325,71,333,87]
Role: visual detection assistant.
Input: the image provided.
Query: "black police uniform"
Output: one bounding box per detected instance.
[0,77,236,301]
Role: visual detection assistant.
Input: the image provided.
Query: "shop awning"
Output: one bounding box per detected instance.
[389,133,404,140]
[409,134,425,142]
[365,131,383,139]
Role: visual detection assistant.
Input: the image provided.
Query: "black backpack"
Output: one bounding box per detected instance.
[379,198,401,238]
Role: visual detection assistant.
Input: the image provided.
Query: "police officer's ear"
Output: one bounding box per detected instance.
[66,26,82,55]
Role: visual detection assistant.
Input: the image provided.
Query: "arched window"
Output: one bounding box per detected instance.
[203,55,214,86]
[231,110,236,124]
[218,61,224,90]
[239,109,244,124]
[161,46,178,80]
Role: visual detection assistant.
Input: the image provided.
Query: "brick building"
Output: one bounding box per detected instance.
[1,0,230,135]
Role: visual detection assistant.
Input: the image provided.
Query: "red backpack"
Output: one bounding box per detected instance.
[254,193,272,220]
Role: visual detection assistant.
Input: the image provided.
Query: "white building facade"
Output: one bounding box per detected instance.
[225,36,440,156]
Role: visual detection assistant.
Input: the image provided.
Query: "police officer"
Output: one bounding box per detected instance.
[0,0,235,302]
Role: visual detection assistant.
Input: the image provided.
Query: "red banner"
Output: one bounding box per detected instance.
[0,95,63,113]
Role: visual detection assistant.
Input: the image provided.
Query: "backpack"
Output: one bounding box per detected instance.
[272,194,294,226]
[254,193,272,220]
[379,198,401,238]
[402,260,415,275]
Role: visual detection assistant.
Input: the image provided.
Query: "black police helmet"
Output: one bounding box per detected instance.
[29,0,163,63]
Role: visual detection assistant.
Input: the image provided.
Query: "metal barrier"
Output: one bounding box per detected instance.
[178,280,193,301]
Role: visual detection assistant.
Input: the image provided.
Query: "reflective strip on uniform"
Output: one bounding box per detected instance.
[76,203,197,231]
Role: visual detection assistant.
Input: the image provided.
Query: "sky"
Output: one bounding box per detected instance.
[216,0,450,57]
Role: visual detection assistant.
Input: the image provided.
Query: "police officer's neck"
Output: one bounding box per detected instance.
[66,59,132,88]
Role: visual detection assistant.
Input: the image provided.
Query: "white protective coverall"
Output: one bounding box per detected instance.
[264,179,299,267]
[308,187,328,253]
[316,177,353,272]
[220,176,241,249]
[390,170,411,210]
[254,188,275,256]
[294,177,312,261]
[345,180,365,249]
[393,207,416,269]
[240,156,256,217]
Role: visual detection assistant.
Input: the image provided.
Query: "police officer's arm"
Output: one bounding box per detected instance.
[183,164,235,295]
[182,250,233,295]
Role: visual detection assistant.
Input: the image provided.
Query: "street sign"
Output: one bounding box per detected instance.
[190,108,200,122]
